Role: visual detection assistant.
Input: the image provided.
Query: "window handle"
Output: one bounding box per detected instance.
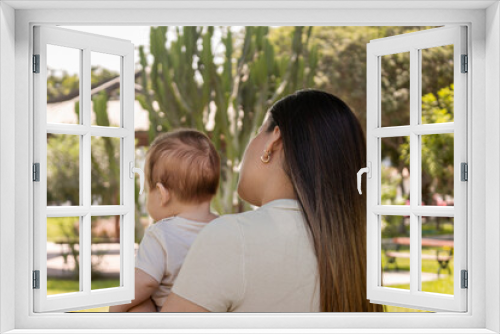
[129,161,145,194]
[357,162,372,195]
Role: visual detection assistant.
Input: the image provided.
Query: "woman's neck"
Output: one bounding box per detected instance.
[259,175,297,206]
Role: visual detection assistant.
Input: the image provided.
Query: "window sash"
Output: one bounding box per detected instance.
[366,25,468,312]
[33,26,136,313]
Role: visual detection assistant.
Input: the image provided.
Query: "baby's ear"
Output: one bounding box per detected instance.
[156,183,171,206]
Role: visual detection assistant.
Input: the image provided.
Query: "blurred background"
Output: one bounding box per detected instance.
[45,26,455,312]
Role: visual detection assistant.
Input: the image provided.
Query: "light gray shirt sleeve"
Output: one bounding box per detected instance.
[135,225,166,284]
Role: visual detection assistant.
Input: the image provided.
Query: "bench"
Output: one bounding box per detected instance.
[383,237,453,277]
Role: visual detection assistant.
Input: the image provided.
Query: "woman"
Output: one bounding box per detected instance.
[161,89,383,312]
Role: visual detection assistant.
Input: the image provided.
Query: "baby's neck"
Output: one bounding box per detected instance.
[166,200,217,223]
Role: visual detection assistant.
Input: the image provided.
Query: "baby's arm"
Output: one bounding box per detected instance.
[109,268,160,312]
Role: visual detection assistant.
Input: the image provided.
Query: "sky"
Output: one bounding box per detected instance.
[49,26,152,75]
[50,26,243,76]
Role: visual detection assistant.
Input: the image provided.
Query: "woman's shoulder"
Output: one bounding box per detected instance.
[199,213,243,236]
[200,199,302,238]
[204,208,266,230]
[195,209,266,242]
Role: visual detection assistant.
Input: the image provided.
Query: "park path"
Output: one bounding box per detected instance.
[47,242,139,279]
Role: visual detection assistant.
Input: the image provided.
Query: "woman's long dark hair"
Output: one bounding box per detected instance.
[267,89,383,312]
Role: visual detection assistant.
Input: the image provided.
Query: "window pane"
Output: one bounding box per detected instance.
[47,134,80,206]
[421,216,454,295]
[381,215,410,290]
[91,52,121,127]
[381,52,410,127]
[47,217,80,296]
[91,216,121,290]
[46,44,81,124]
[91,136,121,205]
[381,136,410,205]
[421,45,454,124]
[421,133,454,206]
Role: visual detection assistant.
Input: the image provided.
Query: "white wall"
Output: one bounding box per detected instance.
[0,2,16,333]
[485,2,500,333]
[3,4,495,332]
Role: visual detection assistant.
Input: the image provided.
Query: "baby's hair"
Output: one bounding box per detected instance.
[144,129,220,203]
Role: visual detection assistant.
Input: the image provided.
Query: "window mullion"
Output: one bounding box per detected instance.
[90,205,128,216]
[90,126,129,138]
[82,47,92,294]
[78,47,84,293]
[409,47,420,295]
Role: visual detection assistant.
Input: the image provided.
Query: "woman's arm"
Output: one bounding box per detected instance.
[160,292,209,312]
[109,269,159,312]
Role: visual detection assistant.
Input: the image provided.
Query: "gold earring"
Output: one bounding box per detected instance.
[260,150,271,163]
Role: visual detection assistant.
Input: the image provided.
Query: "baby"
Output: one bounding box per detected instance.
[109,129,220,312]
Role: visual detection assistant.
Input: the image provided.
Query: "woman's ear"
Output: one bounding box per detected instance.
[265,125,283,153]
[156,183,171,207]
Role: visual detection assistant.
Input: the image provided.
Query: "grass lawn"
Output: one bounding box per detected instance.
[381,249,454,312]
[46,224,454,313]
[48,278,120,312]
[49,252,454,313]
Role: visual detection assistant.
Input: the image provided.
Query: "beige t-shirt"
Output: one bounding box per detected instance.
[172,199,320,312]
[135,216,209,308]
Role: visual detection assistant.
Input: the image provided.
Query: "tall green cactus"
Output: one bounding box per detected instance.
[137,26,319,214]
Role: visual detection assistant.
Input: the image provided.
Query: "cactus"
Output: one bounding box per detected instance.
[137,26,319,214]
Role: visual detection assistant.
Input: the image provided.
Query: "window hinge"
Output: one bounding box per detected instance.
[461,162,468,181]
[33,54,40,73]
[33,270,40,289]
[461,54,468,73]
[33,163,40,182]
[461,270,468,289]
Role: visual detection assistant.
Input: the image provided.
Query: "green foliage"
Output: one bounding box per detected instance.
[422,84,454,123]
[91,91,120,206]
[45,27,459,313]
[400,85,454,204]
[47,70,79,101]
[138,26,320,213]
[47,134,80,206]
[270,26,454,211]
[47,217,79,242]
[90,66,119,87]
[46,92,120,207]
[381,215,409,239]
[48,26,456,225]
[47,66,119,103]
[380,156,409,206]
[269,26,432,126]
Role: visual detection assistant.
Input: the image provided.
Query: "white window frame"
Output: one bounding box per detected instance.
[33,26,136,312]
[365,26,467,312]
[1,1,499,333]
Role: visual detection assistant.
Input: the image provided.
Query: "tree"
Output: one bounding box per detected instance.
[47,134,80,206]
[413,85,454,205]
[137,26,319,214]
[47,26,455,230]
[270,27,453,203]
